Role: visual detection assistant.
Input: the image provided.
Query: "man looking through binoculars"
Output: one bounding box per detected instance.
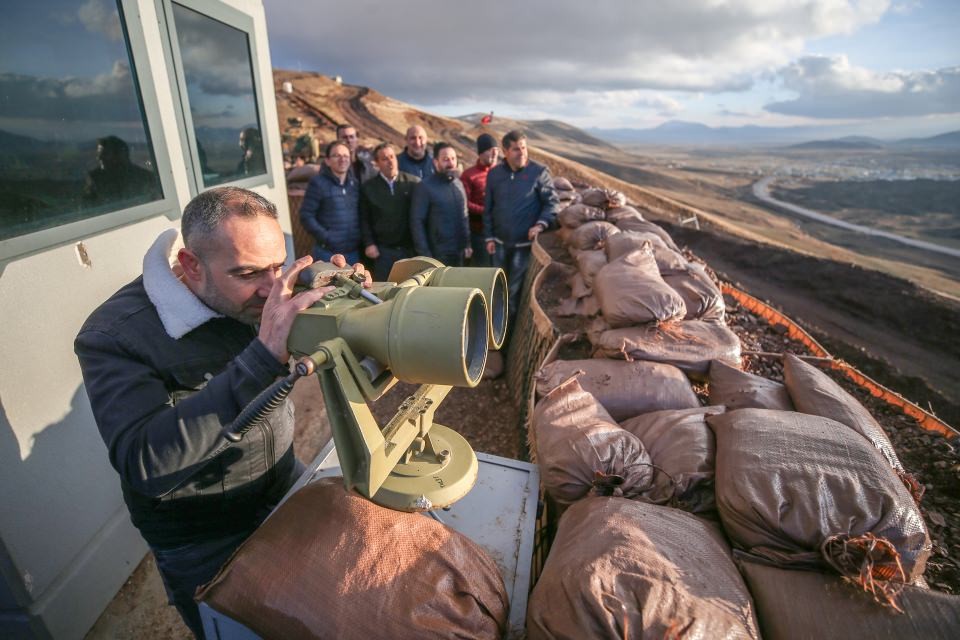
[75,186,368,636]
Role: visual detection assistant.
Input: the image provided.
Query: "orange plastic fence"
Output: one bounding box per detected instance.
[722,283,958,440]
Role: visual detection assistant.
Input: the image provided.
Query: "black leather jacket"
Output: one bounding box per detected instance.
[75,277,297,546]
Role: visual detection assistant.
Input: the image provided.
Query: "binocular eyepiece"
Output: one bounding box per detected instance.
[288,259,508,388]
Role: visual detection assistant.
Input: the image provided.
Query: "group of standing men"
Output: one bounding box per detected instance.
[298,125,559,324]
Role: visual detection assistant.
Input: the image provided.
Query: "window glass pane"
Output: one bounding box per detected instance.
[172,3,265,187]
[0,0,163,242]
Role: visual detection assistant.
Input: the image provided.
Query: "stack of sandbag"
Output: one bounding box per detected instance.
[708,408,931,597]
[592,245,687,327]
[527,497,761,640]
[620,406,724,513]
[531,376,655,511]
[535,358,699,421]
[589,318,741,381]
[708,359,794,411]
[553,176,580,209]
[197,478,509,640]
[739,560,960,640]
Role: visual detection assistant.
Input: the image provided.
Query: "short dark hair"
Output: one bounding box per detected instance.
[181,187,277,254]
[502,129,527,149]
[372,142,394,161]
[336,124,357,137]
[433,141,455,157]
[325,140,350,158]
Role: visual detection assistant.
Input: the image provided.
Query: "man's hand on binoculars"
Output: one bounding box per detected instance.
[258,255,369,363]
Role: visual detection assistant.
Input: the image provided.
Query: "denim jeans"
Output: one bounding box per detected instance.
[469,234,491,267]
[434,252,464,267]
[151,529,256,637]
[311,245,361,267]
[491,244,532,330]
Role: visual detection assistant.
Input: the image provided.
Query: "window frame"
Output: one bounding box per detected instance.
[0,0,180,262]
[159,0,275,196]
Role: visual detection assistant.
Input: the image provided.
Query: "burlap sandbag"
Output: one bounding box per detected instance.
[662,262,726,322]
[575,249,607,288]
[593,247,687,327]
[531,377,654,509]
[591,320,742,381]
[535,358,699,421]
[556,294,601,318]
[567,220,620,251]
[708,360,793,410]
[783,353,904,473]
[708,408,930,584]
[527,497,761,640]
[557,203,606,229]
[620,406,724,513]
[553,176,574,191]
[740,560,960,640]
[613,215,681,252]
[196,478,508,639]
[605,205,644,224]
[580,187,626,209]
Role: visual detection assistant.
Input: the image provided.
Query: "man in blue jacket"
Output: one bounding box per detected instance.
[483,130,559,327]
[299,140,361,264]
[410,142,471,266]
[397,125,435,180]
[75,186,365,636]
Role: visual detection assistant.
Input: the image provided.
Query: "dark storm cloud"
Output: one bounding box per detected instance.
[266,0,887,104]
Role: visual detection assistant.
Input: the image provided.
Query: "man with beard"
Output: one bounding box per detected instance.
[75,186,365,636]
[460,133,501,267]
[484,130,558,328]
[410,142,471,266]
[397,125,435,180]
[359,142,420,281]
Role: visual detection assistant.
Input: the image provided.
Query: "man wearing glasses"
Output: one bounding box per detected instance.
[300,140,362,264]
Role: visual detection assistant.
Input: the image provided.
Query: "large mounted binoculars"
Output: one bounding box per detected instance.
[284,257,508,512]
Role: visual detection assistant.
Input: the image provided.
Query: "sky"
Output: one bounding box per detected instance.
[265,0,960,138]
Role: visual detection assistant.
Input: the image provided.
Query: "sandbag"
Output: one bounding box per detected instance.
[605,205,643,224]
[783,353,904,473]
[575,249,607,288]
[613,215,681,251]
[580,187,625,209]
[553,176,574,191]
[557,203,606,229]
[531,377,654,509]
[528,497,761,640]
[568,271,591,299]
[662,262,726,322]
[566,220,620,251]
[556,294,600,318]
[593,247,687,327]
[740,560,960,640]
[591,320,742,381]
[708,408,930,583]
[197,478,508,640]
[604,230,667,257]
[535,358,699,421]
[708,359,793,410]
[620,406,724,513]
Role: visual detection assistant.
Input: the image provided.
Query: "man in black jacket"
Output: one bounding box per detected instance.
[75,187,364,636]
[359,142,420,281]
[410,142,471,266]
[483,130,558,328]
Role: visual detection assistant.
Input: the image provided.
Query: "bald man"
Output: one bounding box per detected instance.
[397,125,435,180]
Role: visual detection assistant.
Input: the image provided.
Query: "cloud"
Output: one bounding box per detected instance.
[78,0,122,41]
[267,0,890,106]
[173,5,255,97]
[0,62,141,122]
[766,55,960,118]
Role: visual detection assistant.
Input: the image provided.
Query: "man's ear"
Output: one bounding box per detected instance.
[178,247,204,283]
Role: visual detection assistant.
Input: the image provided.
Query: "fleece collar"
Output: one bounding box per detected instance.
[142,229,223,339]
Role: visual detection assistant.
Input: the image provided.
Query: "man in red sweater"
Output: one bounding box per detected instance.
[460,133,500,267]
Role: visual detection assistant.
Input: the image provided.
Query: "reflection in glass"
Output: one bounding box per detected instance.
[0,0,162,242]
[172,3,266,186]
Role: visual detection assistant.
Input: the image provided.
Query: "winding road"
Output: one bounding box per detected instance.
[752,176,960,259]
